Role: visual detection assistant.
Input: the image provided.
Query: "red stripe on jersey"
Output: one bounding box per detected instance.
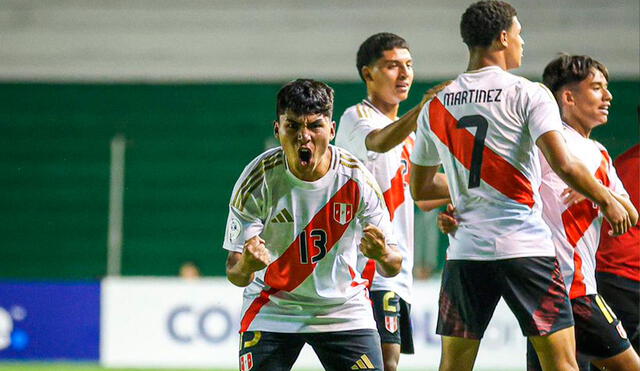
[240,287,278,332]
[383,137,415,221]
[561,156,610,298]
[361,259,376,289]
[264,179,361,292]
[428,98,535,207]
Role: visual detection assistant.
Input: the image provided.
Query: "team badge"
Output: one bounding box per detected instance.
[229,218,241,242]
[333,202,353,225]
[385,315,398,333]
[616,322,628,339]
[240,352,253,371]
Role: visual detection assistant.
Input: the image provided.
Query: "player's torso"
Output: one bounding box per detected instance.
[337,101,414,300]
[539,125,612,298]
[428,67,553,259]
[241,146,376,332]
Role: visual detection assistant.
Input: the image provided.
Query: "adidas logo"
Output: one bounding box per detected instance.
[270,208,293,223]
[351,354,376,370]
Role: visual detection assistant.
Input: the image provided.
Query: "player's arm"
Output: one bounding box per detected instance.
[410,163,450,201]
[537,131,633,235]
[365,80,453,153]
[365,105,421,153]
[416,198,450,211]
[225,235,271,287]
[359,224,402,277]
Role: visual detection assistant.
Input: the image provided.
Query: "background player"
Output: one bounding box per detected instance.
[335,32,448,371]
[223,79,402,371]
[409,2,632,371]
[597,141,640,354]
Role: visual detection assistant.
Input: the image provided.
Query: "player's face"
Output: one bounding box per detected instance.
[274,110,336,181]
[504,16,524,70]
[566,68,612,132]
[365,48,414,105]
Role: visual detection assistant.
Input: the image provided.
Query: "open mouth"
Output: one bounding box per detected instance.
[299,148,312,166]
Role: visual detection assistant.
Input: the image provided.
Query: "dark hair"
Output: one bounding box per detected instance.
[356,32,410,81]
[460,1,517,48]
[543,54,609,95]
[276,79,334,119]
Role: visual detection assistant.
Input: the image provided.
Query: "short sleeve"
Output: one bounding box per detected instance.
[410,105,442,166]
[526,83,563,142]
[607,154,629,198]
[222,160,268,252]
[336,107,379,162]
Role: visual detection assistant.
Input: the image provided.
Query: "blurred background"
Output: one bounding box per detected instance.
[0,0,638,369]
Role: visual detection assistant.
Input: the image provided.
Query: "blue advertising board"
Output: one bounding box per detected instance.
[0,282,100,360]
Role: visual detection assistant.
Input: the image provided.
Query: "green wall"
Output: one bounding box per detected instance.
[1,81,638,279]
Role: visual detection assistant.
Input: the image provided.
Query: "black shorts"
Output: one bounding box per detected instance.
[238,329,383,371]
[596,271,640,353]
[437,256,574,339]
[370,290,414,354]
[526,294,632,371]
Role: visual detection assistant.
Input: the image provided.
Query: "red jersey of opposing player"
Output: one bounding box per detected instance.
[597,144,640,282]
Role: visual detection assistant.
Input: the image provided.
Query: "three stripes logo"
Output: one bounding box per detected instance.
[270,208,293,224]
[351,354,376,370]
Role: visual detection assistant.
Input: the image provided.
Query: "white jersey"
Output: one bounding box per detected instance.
[411,66,560,260]
[539,124,627,299]
[223,145,397,333]
[336,100,414,302]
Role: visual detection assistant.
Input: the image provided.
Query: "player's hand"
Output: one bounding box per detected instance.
[420,80,453,108]
[241,236,271,273]
[601,197,631,236]
[359,224,388,260]
[561,187,586,205]
[437,203,459,235]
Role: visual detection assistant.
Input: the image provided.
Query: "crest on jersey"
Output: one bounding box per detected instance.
[385,315,398,333]
[240,352,253,371]
[333,202,353,225]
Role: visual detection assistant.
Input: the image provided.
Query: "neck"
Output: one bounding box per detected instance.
[466,48,507,72]
[368,94,399,120]
[289,148,332,181]
[562,115,591,138]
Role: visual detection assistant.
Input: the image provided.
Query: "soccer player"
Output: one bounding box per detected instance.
[223,79,402,371]
[335,32,448,371]
[597,142,640,353]
[409,2,633,371]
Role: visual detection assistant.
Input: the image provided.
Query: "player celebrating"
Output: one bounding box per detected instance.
[409,2,632,371]
[223,79,402,371]
[525,55,640,371]
[335,32,447,371]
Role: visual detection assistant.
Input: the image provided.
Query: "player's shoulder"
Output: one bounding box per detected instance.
[513,75,555,100]
[339,101,376,124]
[237,147,285,182]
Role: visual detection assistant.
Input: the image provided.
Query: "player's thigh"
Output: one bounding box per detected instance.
[370,290,415,354]
[440,336,481,371]
[572,295,632,361]
[437,260,502,339]
[500,256,574,337]
[239,331,304,371]
[306,329,384,371]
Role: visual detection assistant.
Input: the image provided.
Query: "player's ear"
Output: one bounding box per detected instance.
[329,121,336,140]
[273,120,279,138]
[362,66,373,82]
[497,30,508,49]
[560,88,575,107]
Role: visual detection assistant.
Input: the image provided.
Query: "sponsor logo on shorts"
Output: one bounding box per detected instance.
[351,354,375,369]
[240,352,253,371]
[385,315,398,333]
[616,322,628,339]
